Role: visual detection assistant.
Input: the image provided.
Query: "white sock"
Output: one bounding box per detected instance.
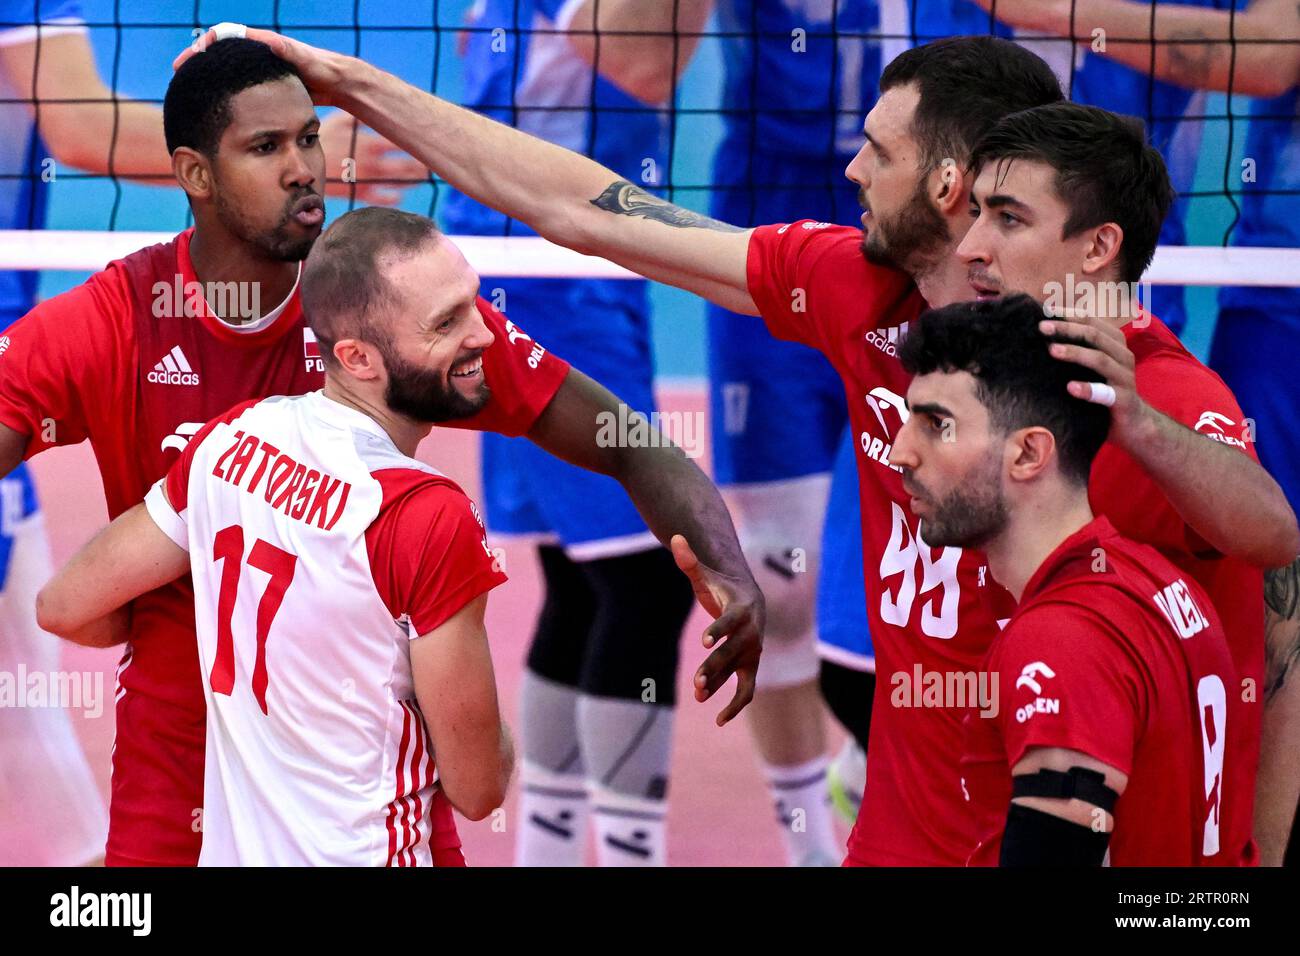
[589,784,668,867]
[764,755,841,866]
[832,738,867,801]
[515,761,590,867]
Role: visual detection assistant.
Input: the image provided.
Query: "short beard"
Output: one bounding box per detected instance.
[911,451,1009,550]
[214,187,319,263]
[860,175,949,276]
[382,343,491,424]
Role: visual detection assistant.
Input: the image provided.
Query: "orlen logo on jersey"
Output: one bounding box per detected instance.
[864,323,910,359]
[775,221,832,235]
[1014,661,1060,724]
[860,386,907,473]
[147,346,199,386]
[303,328,325,374]
[1153,578,1210,639]
[1193,411,1248,449]
[504,318,547,369]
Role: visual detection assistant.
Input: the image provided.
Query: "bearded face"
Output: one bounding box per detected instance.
[860,174,950,274]
[380,338,492,424]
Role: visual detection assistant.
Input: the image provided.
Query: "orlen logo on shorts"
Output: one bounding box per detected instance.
[865,323,909,358]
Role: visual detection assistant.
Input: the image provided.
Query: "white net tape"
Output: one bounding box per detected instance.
[2,230,1297,286]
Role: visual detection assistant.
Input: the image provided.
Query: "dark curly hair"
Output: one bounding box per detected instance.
[898,294,1111,485]
[163,37,303,156]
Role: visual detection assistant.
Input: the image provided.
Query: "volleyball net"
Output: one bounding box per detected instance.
[0,1,1294,293]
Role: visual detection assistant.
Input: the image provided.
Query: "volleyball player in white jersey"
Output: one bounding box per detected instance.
[36,204,762,864]
[35,209,521,865]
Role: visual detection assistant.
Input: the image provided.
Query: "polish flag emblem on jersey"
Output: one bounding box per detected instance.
[304,328,324,374]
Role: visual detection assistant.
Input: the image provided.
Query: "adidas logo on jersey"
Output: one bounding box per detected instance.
[147,346,200,386]
[864,324,909,358]
[0,335,10,357]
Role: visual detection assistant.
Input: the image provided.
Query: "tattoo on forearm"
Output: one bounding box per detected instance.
[1264,556,1300,702]
[590,180,743,232]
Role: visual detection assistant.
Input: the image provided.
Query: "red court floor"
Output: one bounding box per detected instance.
[27,387,850,866]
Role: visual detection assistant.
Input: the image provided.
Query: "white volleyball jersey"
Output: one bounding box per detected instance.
[144,390,506,866]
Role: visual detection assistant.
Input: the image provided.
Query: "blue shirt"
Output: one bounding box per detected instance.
[0,0,84,328]
[715,0,890,159]
[1220,86,1300,316]
[439,0,670,237]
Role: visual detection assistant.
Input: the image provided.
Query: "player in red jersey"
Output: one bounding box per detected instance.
[205,28,1299,864]
[959,101,1279,846]
[890,294,1253,865]
[0,39,763,866]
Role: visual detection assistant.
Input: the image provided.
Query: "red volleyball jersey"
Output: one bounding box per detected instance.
[962,517,1255,866]
[746,221,1265,865]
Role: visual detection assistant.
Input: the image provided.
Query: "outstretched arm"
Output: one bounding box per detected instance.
[178,27,759,315]
[1108,407,1299,568]
[526,369,764,724]
[1043,314,1300,568]
[0,31,425,201]
[973,0,1300,97]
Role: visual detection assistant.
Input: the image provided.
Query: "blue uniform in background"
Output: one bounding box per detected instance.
[441,0,667,558]
[0,0,85,592]
[1212,86,1300,512]
[0,461,38,589]
[817,428,873,670]
[708,0,887,488]
[709,0,902,670]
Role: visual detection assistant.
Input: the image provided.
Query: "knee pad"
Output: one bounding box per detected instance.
[525,545,598,688]
[576,546,692,705]
[725,476,830,689]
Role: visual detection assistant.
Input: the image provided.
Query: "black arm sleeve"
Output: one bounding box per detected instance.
[999,802,1111,867]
